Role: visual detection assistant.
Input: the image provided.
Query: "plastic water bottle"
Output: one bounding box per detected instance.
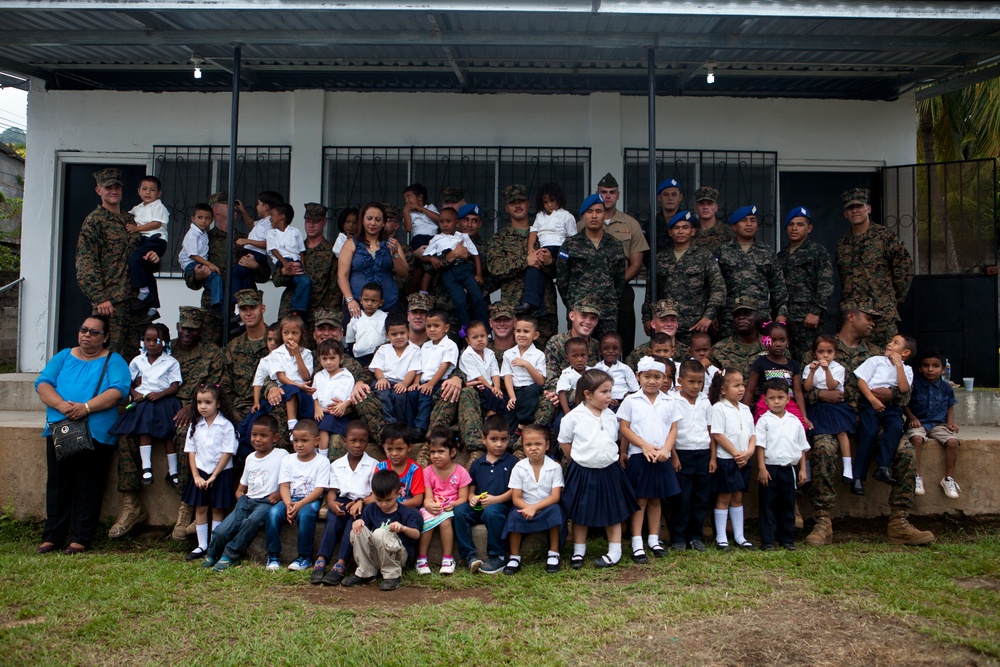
[944,358,951,383]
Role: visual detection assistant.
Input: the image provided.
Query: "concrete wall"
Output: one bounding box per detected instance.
[19,87,917,371]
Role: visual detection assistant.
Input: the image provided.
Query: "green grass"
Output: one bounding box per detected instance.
[1,519,998,666]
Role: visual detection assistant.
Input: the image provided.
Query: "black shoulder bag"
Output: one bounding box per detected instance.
[50,352,112,462]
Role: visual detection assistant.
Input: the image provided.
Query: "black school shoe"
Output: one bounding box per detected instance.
[687,540,706,552]
[631,548,649,564]
[851,479,865,496]
[379,578,401,591]
[341,574,376,587]
[545,557,561,574]
[873,466,899,486]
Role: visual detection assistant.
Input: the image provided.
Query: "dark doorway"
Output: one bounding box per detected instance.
[778,170,878,334]
[58,162,147,351]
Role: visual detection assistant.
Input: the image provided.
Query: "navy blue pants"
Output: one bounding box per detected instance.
[129,235,167,308]
[758,464,797,547]
[376,386,419,424]
[415,384,443,431]
[504,384,542,433]
[521,244,559,311]
[440,261,488,328]
[316,496,359,564]
[231,249,268,298]
[667,448,712,546]
[855,403,904,480]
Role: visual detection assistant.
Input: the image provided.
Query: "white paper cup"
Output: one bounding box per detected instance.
[963,377,975,391]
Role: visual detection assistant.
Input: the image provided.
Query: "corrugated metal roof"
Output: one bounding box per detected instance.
[0,6,998,99]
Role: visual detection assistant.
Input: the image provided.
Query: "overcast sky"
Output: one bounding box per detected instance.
[0,87,28,136]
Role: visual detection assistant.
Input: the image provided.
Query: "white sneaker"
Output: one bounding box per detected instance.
[940,477,961,499]
[439,557,456,575]
[914,475,925,496]
[416,559,431,575]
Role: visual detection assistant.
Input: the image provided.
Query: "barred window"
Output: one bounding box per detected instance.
[153,145,291,276]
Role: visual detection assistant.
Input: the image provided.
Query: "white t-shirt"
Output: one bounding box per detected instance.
[459,346,501,385]
[594,359,640,400]
[508,456,565,505]
[419,337,459,382]
[530,208,578,248]
[709,399,756,460]
[184,415,238,472]
[252,356,273,388]
[268,344,314,384]
[617,390,682,457]
[129,199,170,241]
[313,368,355,411]
[410,204,440,238]
[266,226,306,263]
[329,452,378,501]
[240,448,288,499]
[248,215,272,243]
[423,231,479,258]
[501,345,546,388]
[178,225,209,268]
[371,341,422,385]
[672,393,713,451]
[802,359,846,390]
[129,352,182,395]
[756,410,810,467]
[854,356,913,391]
[557,403,619,469]
[278,453,332,500]
[556,365,591,394]
[345,310,388,357]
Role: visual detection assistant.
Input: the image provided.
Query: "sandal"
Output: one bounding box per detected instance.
[141,468,154,486]
[570,554,585,570]
[631,548,649,564]
[594,554,619,569]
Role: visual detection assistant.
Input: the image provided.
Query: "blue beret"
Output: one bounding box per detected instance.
[657,178,682,195]
[457,203,482,219]
[578,193,604,218]
[784,206,810,226]
[668,210,693,228]
[728,205,758,225]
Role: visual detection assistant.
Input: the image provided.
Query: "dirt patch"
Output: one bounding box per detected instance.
[595,592,991,667]
[955,576,1000,591]
[298,584,493,611]
[0,615,46,630]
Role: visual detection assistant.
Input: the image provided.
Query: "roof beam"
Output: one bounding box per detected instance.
[3,29,1000,53]
[4,2,1000,20]
[915,61,1000,99]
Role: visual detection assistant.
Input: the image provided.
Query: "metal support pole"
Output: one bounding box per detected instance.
[223,43,242,344]
[647,48,658,304]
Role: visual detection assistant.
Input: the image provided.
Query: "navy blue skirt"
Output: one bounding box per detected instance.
[318,413,350,435]
[562,461,639,527]
[713,458,752,494]
[280,384,315,420]
[808,401,856,435]
[502,504,565,539]
[625,453,681,499]
[109,397,182,440]
[181,467,236,509]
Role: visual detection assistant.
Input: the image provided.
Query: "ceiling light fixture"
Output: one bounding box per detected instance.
[707,61,717,84]
[191,54,204,79]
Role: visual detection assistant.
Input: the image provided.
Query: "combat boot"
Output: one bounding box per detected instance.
[108,491,148,539]
[171,503,194,541]
[805,510,832,546]
[794,501,804,530]
[887,509,935,545]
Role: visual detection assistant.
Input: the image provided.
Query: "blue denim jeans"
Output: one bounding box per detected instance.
[440,261,489,328]
[521,244,559,311]
[282,259,313,314]
[265,497,320,558]
[453,501,510,562]
[207,493,275,561]
[184,261,223,306]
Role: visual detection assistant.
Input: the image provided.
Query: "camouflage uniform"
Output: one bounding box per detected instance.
[220,292,270,422]
[484,225,558,344]
[803,334,914,512]
[692,222,733,256]
[556,233,625,339]
[533,300,602,428]
[836,225,913,350]
[716,240,788,338]
[272,237,342,327]
[779,238,835,362]
[76,194,144,361]
[642,246,726,347]
[710,336,766,379]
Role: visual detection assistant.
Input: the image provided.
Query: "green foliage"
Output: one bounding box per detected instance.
[0,190,21,272]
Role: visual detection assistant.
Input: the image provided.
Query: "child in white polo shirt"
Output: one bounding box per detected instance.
[414,309,459,437]
[667,360,714,552]
[594,331,639,409]
[501,315,546,435]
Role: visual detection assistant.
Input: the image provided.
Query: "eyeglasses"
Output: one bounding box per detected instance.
[79,326,106,336]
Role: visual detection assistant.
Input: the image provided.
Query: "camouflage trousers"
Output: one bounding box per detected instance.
[594,316,619,342]
[808,432,915,512]
[868,318,898,351]
[457,387,486,453]
[103,301,145,363]
[355,391,387,447]
[787,319,824,364]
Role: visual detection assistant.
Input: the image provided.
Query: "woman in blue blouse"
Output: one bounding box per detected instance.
[35,314,131,554]
[337,202,409,321]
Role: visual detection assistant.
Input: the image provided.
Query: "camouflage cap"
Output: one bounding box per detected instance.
[382,203,401,221]
[313,308,342,327]
[841,301,881,318]
[731,295,758,314]
[652,299,679,318]
[842,188,870,209]
[597,172,619,189]
[208,191,228,206]
[572,294,602,316]
[441,186,465,203]
[234,289,263,307]
[694,186,719,203]
[502,184,528,203]
[177,306,205,329]
[303,202,329,220]
[408,292,434,312]
[489,301,515,320]
[93,168,122,187]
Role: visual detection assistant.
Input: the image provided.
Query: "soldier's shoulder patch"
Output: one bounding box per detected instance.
[558,251,570,260]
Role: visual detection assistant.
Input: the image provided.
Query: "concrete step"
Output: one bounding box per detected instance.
[0,373,42,411]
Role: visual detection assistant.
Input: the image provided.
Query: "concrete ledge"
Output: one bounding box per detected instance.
[0,374,41,412]
[954,390,1000,426]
